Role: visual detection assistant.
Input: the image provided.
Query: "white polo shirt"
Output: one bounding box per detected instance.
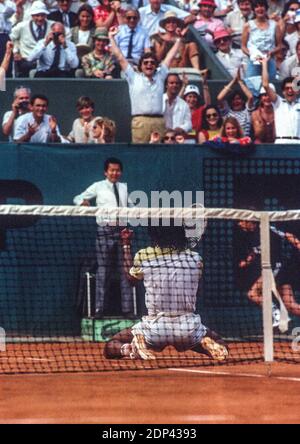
[163,93,192,132]
[273,95,300,143]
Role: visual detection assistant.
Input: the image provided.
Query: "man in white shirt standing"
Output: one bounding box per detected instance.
[27,21,79,77]
[14,94,62,143]
[73,158,134,318]
[109,26,186,143]
[163,73,192,132]
[261,56,300,144]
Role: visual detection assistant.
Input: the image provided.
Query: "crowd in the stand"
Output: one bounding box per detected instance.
[1,0,300,144]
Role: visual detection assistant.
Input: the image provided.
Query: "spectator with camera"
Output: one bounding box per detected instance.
[2,85,31,141]
[27,21,79,77]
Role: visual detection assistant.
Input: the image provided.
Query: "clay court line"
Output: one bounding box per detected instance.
[168,368,300,382]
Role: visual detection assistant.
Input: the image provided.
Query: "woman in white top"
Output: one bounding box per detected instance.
[241,0,282,81]
[71,4,96,61]
[68,96,96,143]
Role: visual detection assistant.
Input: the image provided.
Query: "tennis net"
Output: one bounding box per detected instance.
[0,205,299,373]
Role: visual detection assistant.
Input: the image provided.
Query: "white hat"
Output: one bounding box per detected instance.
[30,1,49,16]
[259,83,276,95]
[295,9,300,24]
[184,84,201,97]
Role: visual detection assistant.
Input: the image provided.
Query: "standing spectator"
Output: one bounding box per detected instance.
[241,0,282,81]
[68,96,96,143]
[279,39,300,79]
[0,39,12,90]
[193,0,225,47]
[261,56,300,143]
[109,26,185,143]
[139,0,194,37]
[198,105,223,143]
[2,85,31,141]
[73,157,134,318]
[27,22,79,77]
[0,0,16,76]
[183,75,211,135]
[93,0,125,29]
[71,4,96,62]
[91,116,116,143]
[152,11,202,70]
[14,94,62,143]
[251,84,276,143]
[48,0,78,28]
[82,27,116,78]
[217,68,254,136]
[10,1,54,77]
[114,8,150,66]
[214,28,247,78]
[163,73,192,132]
[224,0,254,49]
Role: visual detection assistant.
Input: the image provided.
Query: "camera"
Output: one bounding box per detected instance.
[18,101,29,111]
[53,32,63,44]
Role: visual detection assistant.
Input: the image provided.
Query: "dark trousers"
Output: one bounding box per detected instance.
[15,59,37,78]
[95,226,133,315]
[34,69,75,78]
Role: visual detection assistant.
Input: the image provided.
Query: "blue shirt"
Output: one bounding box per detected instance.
[115,24,150,64]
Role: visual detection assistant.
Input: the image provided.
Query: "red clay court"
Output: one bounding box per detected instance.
[1,342,300,424]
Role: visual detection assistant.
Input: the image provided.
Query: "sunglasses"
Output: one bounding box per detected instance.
[126,15,138,20]
[206,112,218,118]
[215,37,230,43]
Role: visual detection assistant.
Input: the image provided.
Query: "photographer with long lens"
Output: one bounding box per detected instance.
[27,22,78,78]
[2,86,31,141]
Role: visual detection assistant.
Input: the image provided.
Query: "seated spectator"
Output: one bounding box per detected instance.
[139,0,194,37]
[193,0,225,47]
[91,116,116,142]
[163,128,177,143]
[163,73,192,132]
[214,28,247,78]
[68,96,96,143]
[48,0,78,28]
[82,27,117,78]
[27,22,79,77]
[279,39,300,79]
[213,115,252,144]
[182,73,211,134]
[241,0,282,81]
[198,105,223,143]
[114,8,150,66]
[276,39,290,77]
[0,0,16,76]
[251,84,276,143]
[10,1,55,77]
[109,25,186,143]
[71,4,96,61]
[152,11,202,70]
[280,2,300,55]
[224,0,254,49]
[268,0,286,20]
[2,84,31,141]
[217,68,253,135]
[174,127,190,143]
[93,0,125,29]
[14,94,63,143]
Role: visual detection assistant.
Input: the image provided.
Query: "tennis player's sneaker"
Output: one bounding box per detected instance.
[200,336,229,361]
[131,334,156,360]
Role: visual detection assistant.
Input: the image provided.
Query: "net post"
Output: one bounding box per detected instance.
[260,212,274,363]
[86,272,92,319]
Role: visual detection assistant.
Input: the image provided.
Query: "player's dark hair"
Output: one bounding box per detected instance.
[148,223,187,250]
[104,157,123,172]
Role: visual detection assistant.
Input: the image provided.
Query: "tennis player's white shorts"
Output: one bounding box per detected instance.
[131,313,207,352]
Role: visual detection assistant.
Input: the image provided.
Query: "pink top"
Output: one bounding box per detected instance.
[193,16,225,45]
[93,5,124,27]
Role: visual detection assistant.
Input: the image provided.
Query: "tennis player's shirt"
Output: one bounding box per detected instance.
[130,247,203,316]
